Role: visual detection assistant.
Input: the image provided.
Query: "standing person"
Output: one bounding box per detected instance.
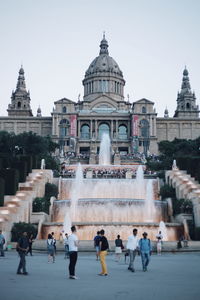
[156,231,163,255]
[68,226,79,279]
[64,233,69,259]
[27,234,34,256]
[115,234,123,262]
[16,232,29,275]
[51,232,57,254]
[98,229,109,276]
[139,232,152,272]
[94,231,101,261]
[0,230,5,257]
[47,233,55,263]
[126,228,139,272]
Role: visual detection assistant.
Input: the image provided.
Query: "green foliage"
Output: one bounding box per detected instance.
[45,183,58,199]
[172,198,193,215]
[32,197,50,214]
[0,168,19,195]
[0,177,5,206]
[12,161,27,182]
[194,227,200,241]
[159,184,176,199]
[0,131,59,172]
[32,183,58,214]
[11,222,37,242]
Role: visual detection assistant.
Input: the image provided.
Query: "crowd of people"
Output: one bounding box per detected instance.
[0,227,189,279]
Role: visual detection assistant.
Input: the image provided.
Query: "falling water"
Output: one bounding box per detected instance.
[144,179,156,222]
[158,220,168,241]
[63,163,83,233]
[134,165,145,199]
[99,133,111,165]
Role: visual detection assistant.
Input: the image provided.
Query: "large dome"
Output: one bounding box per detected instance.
[85,37,123,77]
[83,35,125,102]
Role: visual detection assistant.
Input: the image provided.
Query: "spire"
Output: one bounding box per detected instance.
[99,32,109,55]
[16,65,27,91]
[7,66,33,116]
[180,66,191,95]
[37,106,42,117]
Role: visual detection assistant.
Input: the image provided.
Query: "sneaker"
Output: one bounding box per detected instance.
[69,275,78,280]
[23,272,28,275]
[16,271,23,275]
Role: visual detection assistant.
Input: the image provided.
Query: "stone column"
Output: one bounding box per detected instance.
[77,120,80,138]
[95,120,98,139]
[116,120,118,138]
[90,119,92,139]
[111,120,113,139]
[149,117,153,136]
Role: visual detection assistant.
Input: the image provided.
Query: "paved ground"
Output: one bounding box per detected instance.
[0,251,200,300]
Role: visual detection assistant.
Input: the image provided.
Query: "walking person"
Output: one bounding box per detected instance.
[64,233,69,259]
[94,231,101,261]
[27,234,34,256]
[156,231,163,255]
[47,233,55,263]
[16,232,29,275]
[126,228,139,272]
[68,226,79,279]
[0,230,5,257]
[139,232,152,272]
[98,229,109,276]
[51,232,57,254]
[115,234,123,262]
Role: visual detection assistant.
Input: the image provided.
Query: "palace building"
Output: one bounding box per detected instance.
[0,35,200,157]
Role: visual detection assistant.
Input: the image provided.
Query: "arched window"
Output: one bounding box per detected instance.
[142,106,146,113]
[98,123,110,139]
[59,119,70,137]
[186,103,190,109]
[140,119,149,137]
[63,106,67,113]
[118,125,128,139]
[81,124,90,139]
[17,101,21,108]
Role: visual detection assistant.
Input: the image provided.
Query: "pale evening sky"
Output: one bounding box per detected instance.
[0,0,200,117]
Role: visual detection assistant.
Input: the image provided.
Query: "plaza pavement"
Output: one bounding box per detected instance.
[0,250,200,300]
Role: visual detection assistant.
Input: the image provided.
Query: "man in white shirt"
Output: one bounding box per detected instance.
[126,228,139,272]
[68,226,79,279]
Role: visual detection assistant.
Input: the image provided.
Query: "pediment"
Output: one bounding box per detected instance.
[54,98,75,105]
[90,95,118,109]
[134,98,154,105]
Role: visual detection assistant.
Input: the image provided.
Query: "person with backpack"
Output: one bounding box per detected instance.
[47,233,55,263]
[94,231,101,261]
[16,231,29,275]
[0,230,5,257]
[139,232,152,272]
[98,229,109,276]
[115,234,124,262]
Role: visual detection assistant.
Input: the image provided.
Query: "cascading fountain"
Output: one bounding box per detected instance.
[41,134,183,241]
[99,132,111,165]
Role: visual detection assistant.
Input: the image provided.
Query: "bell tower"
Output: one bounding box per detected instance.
[7,66,33,116]
[174,67,199,118]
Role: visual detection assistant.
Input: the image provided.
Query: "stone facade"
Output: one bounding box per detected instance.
[0,36,200,156]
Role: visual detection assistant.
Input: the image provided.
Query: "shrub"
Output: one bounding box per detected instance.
[11,161,27,183]
[32,197,49,214]
[11,222,38,242]
[0,177,5,206]
[0,168,19,195]
[32,183,58,214]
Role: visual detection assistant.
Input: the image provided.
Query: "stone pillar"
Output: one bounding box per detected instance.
[95,120,98,139]
[111,120,113,139]
[116,120,118,138]
[78,120,80,138]
[90,119,92,139]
